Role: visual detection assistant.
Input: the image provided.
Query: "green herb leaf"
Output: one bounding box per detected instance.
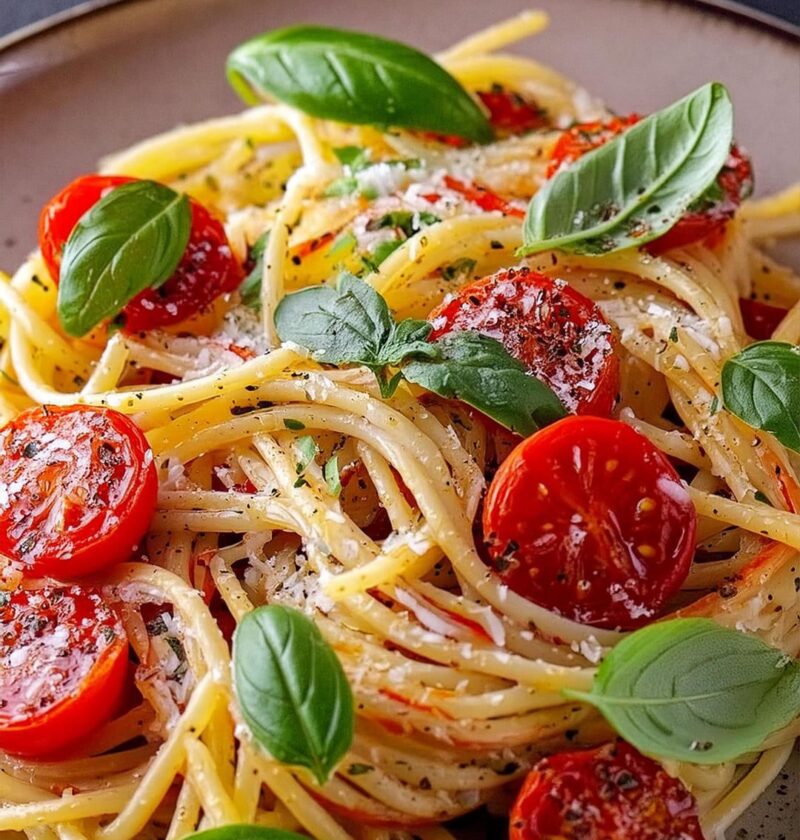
[283,418,306,431]
[519,82,733,256]
[721,341,800,453]
[323,177,359,198]
[240,231,270,310]
[233,605,354,785]
[333,145,370,170]
[274,273,437,371]
[367,210,440,238]
[295,435,319,475]
[186,824,307,840]
[226,26,493,143]
[442,257,477,282]
[403,331,567,436]
[361,239,404,273]
[564,618,800,764]
[58,180,191,336]
[324,455,342,497]
[347,762,374,775]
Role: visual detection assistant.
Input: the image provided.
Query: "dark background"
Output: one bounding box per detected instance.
[1,0,799,36]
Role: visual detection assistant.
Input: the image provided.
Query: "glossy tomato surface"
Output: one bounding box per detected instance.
[0,405,157,578]
[510,741,704,840]
[547,116,752,254]
[0,586,128,756]
[739,297,788,340]
[482,416,696,630]
[478,85,546,136]
[429,268,619,416]
[38,174,242,332]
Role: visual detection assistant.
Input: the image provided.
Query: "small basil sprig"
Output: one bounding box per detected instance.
[275,273,566,435]
[721,341,800,452]
[519,82,733,256]
[240,230,270,310]
[234,605,354,785]
[58,180,191,336]
[185,827,306,840]
[565,618,800,764]
[226,25,493,143]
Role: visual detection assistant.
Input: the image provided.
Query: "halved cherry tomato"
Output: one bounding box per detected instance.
[39,174,242,333]
[0,585,129,756]
[547,116,753,254]
[429,267,619,416]
[739,297,788,340]
[482,416,696,630]
[0,405,157,578]
[440,175,526,218]
[510,741,704,840]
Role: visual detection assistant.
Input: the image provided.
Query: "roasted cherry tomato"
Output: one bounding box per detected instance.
[39,174,242,332]
[510,741,704,840]
[0,585,129,756]
[739,297,788,340]
[482,416,696,630]
[547,116,753,254]
[429,267,619,416]
[440,175,526,218]
[0,405,157,578]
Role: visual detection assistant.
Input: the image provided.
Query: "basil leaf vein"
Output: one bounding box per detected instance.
[519,82,733,256]
[233,605,354,785]
[721,341,800,452]
[58,180,191,336]
[564,618,800,763]
[226,26,493,143]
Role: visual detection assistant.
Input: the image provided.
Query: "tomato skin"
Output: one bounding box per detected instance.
[739,297,788,340]
[38,174,242,333]
[441,175,526,218]
[429,268,619,416]
[0,405,157,578]
[510,741,704,840]
[482,416,696,630]
[547,117,753,254]
[0,586,128,756]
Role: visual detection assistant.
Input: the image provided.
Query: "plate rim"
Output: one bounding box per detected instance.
[0,0,797,57]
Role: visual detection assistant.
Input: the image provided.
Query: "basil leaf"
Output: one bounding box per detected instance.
[295,436,319,476]
[186,826,306,840]
[367,210,440,237]
[519,82,733,256]
[233,605,354,785]
[240,231,270,310]
[333,145,370,170]
[721,341,800,453]
[274,273,437,371]
[58,180,191,336]
[361,239,403,273]
[226,25,492,143]
[324,455,342,497]
[565,618,800,764]
[403,331,567,436]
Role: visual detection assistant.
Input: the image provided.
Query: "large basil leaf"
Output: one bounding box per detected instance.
[233,604,354,785]
[565,618,800,764]
[519,82,733,256]
[226,26,493,143]
[403,331,566,436]
[274,273,438,371]
[186,828,305,840]
[58,180,191,336]
[721,341,800,453]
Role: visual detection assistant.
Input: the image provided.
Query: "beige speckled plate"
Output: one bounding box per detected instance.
[0,1,798,836]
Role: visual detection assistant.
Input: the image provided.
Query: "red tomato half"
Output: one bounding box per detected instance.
[0,405,157,578]
[547,116,753,254]
[0,586,129,756]
[429,268,619,416]
[510,741,704,840]
[482,416,696,630]
[739,297,788,340]
[39,174,242,333]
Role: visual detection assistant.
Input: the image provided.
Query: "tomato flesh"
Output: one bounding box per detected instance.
[429,268,619,416]
[0,586,128,756]
[38,174,242,332]
[739,297,788,340]
[482,416,696,630]
[0,405,157,578]
[547,116,753,253]
[510,741,704,840]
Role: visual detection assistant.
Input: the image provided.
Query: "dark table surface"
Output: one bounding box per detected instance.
[1,0,798,38]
